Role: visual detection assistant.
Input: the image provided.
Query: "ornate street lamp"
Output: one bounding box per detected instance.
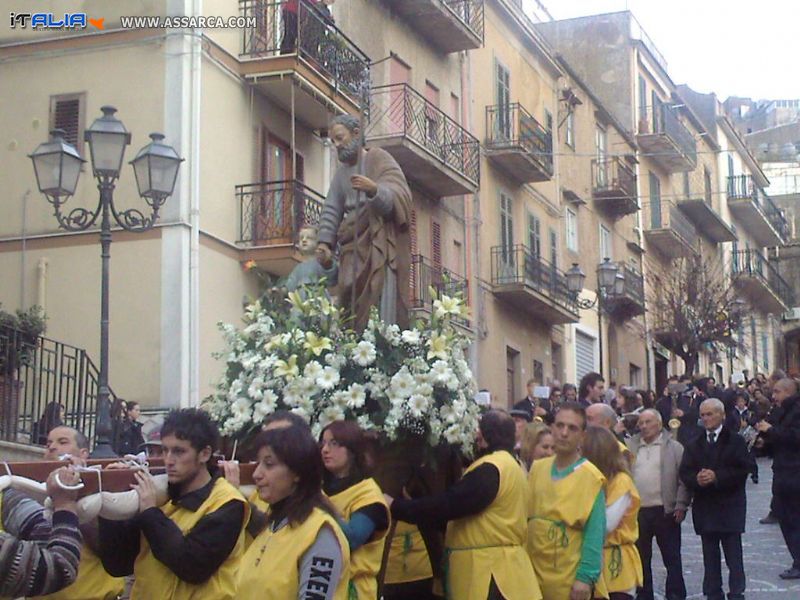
[30,106,182,457]
[566,258,620,377]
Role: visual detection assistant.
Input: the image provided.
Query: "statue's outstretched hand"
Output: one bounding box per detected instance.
[316,243,334,269]
[350,175,377,197]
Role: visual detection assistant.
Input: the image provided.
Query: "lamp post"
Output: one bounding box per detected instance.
[29,107,183,457]
[566,257,623,378]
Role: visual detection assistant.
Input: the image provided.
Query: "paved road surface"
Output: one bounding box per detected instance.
[650,457,799,599]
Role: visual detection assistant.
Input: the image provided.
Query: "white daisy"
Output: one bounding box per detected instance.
[353,341,377,367]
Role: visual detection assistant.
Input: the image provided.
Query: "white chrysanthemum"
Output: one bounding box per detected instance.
[353,341,377,367]
[401,329,421,345]
[430,360,452,384]
[390,368,415,399]
[317,366,340,390]
[304,360,324,381]
[231,398,251,420]
[345,383,367,409]
[408,394,429,418]
[247,377,265,400]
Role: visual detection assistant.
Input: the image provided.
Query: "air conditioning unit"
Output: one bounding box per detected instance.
[784,307,800,321]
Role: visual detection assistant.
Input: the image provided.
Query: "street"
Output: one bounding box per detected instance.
[651,457,799,599]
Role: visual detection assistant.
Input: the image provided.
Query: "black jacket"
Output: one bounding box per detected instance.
[762,394,800,490]
[679,426,749,534]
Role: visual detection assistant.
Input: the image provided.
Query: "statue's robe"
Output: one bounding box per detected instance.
[317,147,412,331]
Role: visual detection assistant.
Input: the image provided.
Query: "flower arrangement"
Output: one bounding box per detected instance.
[203,283,479,453]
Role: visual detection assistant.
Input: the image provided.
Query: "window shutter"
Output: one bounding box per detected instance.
[432,221,442,271]
[53,98,80,147]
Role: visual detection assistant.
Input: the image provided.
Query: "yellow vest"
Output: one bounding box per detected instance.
[245,489,269,550]
[238,507,351,600]
[445,451,542,600]
[32,544,124,600]
[131,477,248,600]
[527,456,606,600]
[384,521,433,584]
[327,478,390,600]
[603,472,643,593]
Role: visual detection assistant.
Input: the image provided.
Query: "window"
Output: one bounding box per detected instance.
[566,207,578,252]
[50,93,86,156]
[638,76,647,130]
[649,172,662,228]
[496,62,511,140]
[629,364,642,388]
[500,192,514,263]
[528,213,541,258]
[565,112,575,148]
[549,229,558,268]
[600,224,612,261]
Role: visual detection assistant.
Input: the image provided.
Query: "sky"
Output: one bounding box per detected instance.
[529,0,800,101]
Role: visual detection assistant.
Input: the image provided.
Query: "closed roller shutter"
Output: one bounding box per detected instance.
[575,331,596,383]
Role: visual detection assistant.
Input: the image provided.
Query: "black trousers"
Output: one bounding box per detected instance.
[636,506,686,600]
[774,486,800,569]
[700,532,745,599]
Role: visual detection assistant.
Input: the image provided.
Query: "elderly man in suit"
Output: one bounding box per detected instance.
[680,398,749,600]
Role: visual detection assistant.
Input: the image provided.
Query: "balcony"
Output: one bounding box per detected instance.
[490,245,579,324]
[386,0,484,53]
[603,263,646,320]
[643,202,697,258]
[239,0,370,130]
[727,175,789,247]
[636,104,697,173]
[237,180,324,276]
[677,197,736,244]
[732,249,794,314]
[485,103,553,183]
[591,157,638,217]
[367,84,480,197]
[409,254,470,327]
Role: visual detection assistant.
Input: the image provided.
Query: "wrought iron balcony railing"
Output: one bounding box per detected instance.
[240,0,370,104]
[637,103,697,166]
[727,175,790,242]
[1,326,113,446]
[238,180,324,245]
[490,245,577,314]
[485,103,553,178]
[592,157,637,199]
[732,249,795,308]
[410,254,469,326]
[368,83,480,186]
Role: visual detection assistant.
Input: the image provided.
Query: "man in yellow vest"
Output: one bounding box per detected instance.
[98,408,248,599]
[386,409,541,600]
[527,402,607,600]
[33,426,125,600]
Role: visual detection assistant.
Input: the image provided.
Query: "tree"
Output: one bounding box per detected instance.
[648,256,744,376]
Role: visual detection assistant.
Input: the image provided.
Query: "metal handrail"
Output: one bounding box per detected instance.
[439,0,485,39]
[637,104,697,165]
[410,254,469,326]
[732,249,795,307]
[239,0,370,105]
[367,83,480,185]
[485,103,553,177]
[591,156,637,198]
[237,179,325,244]
[1,326,115,446]
[490,245,577,313]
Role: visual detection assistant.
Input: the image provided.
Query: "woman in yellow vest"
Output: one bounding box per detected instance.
[239,426,350,600]
[388,409,541,600]
[320,421,390,600]
[527,403,608,600]
[581,427,643,600]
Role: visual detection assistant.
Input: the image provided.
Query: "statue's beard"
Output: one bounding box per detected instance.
[337,138,360,164]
